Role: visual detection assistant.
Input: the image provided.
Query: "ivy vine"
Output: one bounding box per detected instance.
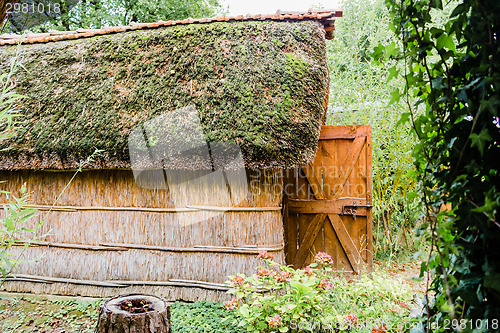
[375,0,499,330]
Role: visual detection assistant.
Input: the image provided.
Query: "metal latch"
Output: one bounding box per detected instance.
[341,202,373,220]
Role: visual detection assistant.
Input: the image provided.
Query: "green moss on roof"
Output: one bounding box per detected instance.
[0,20,329,170]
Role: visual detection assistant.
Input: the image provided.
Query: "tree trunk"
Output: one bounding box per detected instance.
[96,294,171,333]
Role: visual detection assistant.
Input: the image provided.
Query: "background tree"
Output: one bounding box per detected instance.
[3,0,226,33]
[377,0,500,328]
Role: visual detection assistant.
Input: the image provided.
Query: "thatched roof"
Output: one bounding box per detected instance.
[0,10,340,170]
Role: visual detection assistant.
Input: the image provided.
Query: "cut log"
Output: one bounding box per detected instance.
[96,294,171,333]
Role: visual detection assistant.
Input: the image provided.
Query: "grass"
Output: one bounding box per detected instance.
[0,295,100,333]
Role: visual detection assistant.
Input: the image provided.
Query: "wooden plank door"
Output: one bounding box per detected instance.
[283,125,373,273]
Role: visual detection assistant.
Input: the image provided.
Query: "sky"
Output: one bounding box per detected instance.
[222,0,340,16]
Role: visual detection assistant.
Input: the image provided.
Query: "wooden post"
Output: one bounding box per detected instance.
[96,294,171,333]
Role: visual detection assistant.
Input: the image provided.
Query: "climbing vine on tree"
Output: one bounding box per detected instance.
[375,0,500,330]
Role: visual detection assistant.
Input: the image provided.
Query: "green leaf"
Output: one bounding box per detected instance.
[484,274,500,293]
[430,0,443,9]
[397,112,411,126]
[386,42,396,57]
[450,3,469,17]
[256,321,267,330]
[387,66,399,82]
[239,305,250,317]
[4,218,14,231]
[436,34,456,51]
[471,191,498,218]
[470,129,492,156]
[389,88,401,105]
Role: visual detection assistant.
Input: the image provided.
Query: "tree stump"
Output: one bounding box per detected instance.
[96,294,171,333]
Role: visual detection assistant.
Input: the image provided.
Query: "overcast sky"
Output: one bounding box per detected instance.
[222,0,340,16]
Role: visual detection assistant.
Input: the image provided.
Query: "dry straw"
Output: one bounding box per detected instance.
[0,169,286,300]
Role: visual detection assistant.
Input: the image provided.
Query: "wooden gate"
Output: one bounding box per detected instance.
[283,125,373,273]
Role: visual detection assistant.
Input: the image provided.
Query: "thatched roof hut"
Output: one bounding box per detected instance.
[0,9,340,301]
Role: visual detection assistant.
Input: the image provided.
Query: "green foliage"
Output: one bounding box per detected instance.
[325,272,414,332]
[6,0,227,33]
[224,253,340,333]
[327,0,422,259]
[0,55,43,288]
[223,252,414,332]
[171,301,243,333]
[0,185,43,286]
[0,296,102,332]
[379,0,500,329]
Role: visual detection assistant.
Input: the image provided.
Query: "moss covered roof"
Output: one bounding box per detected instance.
[0,19,330,170]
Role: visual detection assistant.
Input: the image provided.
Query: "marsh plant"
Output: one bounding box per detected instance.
[0,53,103,288]
[0,54,40,286]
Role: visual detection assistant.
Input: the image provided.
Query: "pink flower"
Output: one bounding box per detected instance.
[303,266,314,276]
[317,279,332,290]
[275,271,293,282]
[314,252,333,267]
[267,314,282,328]
[222,298,239,310]
[231,276,245,287]
[256,268,271,278]
[257,250,274,261]
[399,302,411,310]
[345,312,358,326]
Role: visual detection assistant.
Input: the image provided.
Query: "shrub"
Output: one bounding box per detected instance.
[324,272,414,332]
[223,252,338,332]
[224,251,414,332]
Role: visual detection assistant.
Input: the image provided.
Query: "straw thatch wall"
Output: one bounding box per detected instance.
[0,169,284,300]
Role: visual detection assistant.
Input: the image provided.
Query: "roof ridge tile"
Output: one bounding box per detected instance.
[0,9,342,45]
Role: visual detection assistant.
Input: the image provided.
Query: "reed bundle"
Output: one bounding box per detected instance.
[0,168,286,300]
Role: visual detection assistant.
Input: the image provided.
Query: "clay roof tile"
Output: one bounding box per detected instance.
[0,9,342,45]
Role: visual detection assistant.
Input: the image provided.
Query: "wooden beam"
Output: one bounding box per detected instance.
[0,204,281,213]
[288,198,368,215]
[5,274,230,291]
[283,196,298,265]
[6,274,127,287]
[332,136,366,198]
[99,243,284,254]
[186,205,281,212]
[365,125,374,272]
[293,213,327,268]
[13,241,129,251]
[319,125,369,140]
[328,214,362,272]
[301,165,325,200]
